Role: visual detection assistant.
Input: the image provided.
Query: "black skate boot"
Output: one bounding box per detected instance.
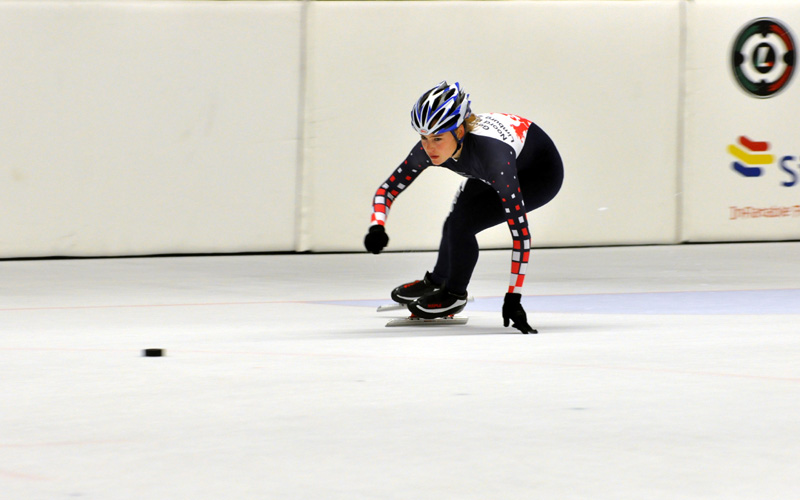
[390,272,440,305]
[408,288,468,319]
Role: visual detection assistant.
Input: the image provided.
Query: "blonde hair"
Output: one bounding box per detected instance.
[464,114,479,133]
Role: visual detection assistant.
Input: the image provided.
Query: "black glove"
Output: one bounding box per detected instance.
[364,225,389,254]
[502,293,537,334]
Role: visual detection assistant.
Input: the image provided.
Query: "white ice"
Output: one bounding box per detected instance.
[1,242,799,499]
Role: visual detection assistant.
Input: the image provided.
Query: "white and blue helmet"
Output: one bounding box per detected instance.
[411,81,472,136]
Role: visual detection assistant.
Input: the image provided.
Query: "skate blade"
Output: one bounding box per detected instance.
[385,315,468,327]
[376,303,407,312]
[377,296,474,313]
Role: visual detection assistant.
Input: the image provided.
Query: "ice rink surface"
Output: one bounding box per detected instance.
[1,242,799,499]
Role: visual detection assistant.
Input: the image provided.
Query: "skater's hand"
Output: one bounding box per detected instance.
[502,293,537,334]
[364,225,389,254]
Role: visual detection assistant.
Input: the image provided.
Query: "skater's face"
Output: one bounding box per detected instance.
[420,126,463,165]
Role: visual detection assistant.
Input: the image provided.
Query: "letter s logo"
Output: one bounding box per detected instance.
[780,156,798,187]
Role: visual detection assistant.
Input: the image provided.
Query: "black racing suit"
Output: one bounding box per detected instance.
[370,113,563,295]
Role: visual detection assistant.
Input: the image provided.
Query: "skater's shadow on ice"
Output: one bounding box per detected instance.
[341,317,613,338]
[337,329,509,339]
[344,316,564,338]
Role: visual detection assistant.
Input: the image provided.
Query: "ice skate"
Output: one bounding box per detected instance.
[389,271,440,305]
[377,294,475,312]
[407,288,469,319]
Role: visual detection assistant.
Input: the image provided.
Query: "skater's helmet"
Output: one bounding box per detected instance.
[411,81,471,136]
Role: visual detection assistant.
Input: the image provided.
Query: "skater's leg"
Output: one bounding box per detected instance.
[432,160,563,295]
[517,157,563,212]
[429,182,465,287]
[433,180,506,294]
[427,133,563,295]
[430,214,477,289]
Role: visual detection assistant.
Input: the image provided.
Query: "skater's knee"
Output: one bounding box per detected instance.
[443,212,479,235]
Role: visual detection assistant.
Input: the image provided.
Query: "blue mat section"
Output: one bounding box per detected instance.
[319,289,800,315]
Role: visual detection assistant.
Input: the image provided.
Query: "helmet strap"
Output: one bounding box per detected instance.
[452,139,463,159]
[451,126,465,158]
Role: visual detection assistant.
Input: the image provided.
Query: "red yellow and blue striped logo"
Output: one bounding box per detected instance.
[728,136,774,177]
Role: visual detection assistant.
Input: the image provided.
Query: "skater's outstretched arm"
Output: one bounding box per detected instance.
[364,144,430,254]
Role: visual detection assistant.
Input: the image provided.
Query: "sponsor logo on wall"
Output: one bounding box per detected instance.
[727,136,800,220]
[725,20,799,222]
[731,18,795,98]
[728,136,773,178]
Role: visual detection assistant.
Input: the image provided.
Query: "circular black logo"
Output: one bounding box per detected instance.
[731,18,795,98]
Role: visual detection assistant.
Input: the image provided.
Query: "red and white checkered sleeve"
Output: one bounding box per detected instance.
[370,145,429,227]
[503,193,531,294]
[493,168,531,295]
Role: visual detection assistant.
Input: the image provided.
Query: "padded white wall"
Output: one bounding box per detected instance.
[0,1,302,257]
[6,0,796,258]
[301,0,683,252]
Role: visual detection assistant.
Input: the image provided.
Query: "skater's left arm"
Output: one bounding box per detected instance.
[491,162,537,334]
[492,166,531,295]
